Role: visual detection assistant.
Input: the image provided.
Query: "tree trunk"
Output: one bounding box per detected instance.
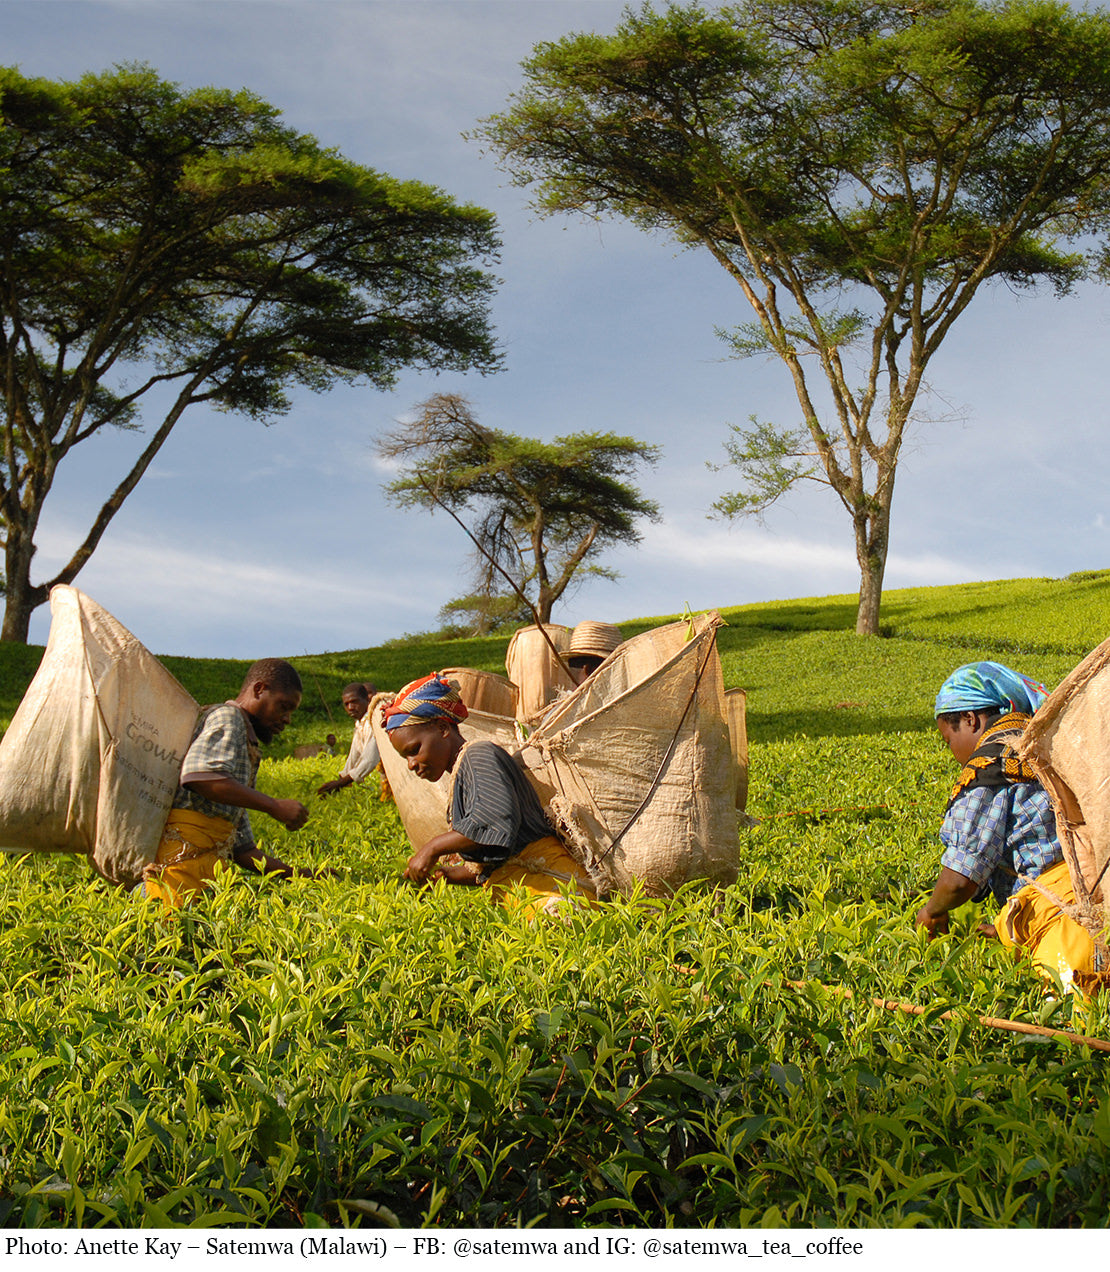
[1,557,47,643]
[855,557,884,636]
[853,502,890,636]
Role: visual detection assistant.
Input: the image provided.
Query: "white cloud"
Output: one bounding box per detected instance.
[639,519,970,587]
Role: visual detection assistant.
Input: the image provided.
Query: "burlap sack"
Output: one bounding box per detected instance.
[725,686,749,812]
[377,615,740,897]
[0,586,199,886]
[504,624,574,724]
[439,666,516,719]
[521,612,738,897]
[1017,637,1110,955]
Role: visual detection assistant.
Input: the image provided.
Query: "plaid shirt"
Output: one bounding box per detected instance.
[940,782,1061,905]
[171,703,260,848]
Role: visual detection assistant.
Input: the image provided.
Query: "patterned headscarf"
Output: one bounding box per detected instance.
[381,672,468,732]
[934,661,1049,718]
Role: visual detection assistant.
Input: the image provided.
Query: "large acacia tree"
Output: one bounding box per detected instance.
[478,0,1110,633]
[380,393,659,624]
[0,65,501,641]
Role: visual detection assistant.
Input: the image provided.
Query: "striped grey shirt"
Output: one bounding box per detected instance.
[450,741,553,868]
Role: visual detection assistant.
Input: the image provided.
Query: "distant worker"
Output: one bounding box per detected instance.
[386,673,597,918]
[916,661,1097,993]
[317,681,381,797]
[565,621,623,686]
[143,658,327,911]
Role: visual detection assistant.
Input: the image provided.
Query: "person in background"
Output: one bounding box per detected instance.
[916,660,1098,994]
[317,680,380,797]
[386,672,597,919]
[143,658,326,911]
[565,621,623,685]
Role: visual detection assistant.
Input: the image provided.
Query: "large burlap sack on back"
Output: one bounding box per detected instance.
[0,586,198,887]
[1017,637,1110,956]
[520,612,738,897]
[371,693,518,850]
[439,666,516,719]
[505,624,573,724]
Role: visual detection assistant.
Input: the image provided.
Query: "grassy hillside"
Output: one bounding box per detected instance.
[4,569,1107,747]
[1,572,1109,1228]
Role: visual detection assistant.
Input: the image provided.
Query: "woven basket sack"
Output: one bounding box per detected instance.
[0,586,199,886]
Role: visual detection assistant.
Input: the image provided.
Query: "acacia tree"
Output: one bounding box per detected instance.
[478,0,1110,633]
[380,393,659,624]
[0,65,501,641]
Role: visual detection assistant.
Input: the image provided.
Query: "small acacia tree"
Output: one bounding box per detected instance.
[0,64,500,641]
[380,393,660,624]
[478,0,1110,633]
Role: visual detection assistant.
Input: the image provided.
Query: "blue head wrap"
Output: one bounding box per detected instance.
[934,661,1049,718]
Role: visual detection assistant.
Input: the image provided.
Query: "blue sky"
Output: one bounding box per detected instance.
[6,0,1109,658]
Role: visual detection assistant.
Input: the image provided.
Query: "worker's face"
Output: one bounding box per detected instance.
[389,720,458,782]
[568,655,603,686]
[937,712,986,766]
[249,683,301,737]
[342,690,369,720]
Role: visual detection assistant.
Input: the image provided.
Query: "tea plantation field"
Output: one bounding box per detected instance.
[2,572,1110,1228]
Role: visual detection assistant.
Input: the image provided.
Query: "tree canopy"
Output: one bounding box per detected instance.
[0,64,501,640]
[380,393,660,625]
[478,0,1110,633]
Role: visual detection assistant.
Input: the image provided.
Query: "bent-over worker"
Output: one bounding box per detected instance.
[916,660,1098,993]
[143,658,327,911]
[386,672,597,919]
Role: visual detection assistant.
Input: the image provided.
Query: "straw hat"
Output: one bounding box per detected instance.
[567,621,623,661]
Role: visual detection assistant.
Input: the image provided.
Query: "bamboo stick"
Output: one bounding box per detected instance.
[781,978,1110,1054]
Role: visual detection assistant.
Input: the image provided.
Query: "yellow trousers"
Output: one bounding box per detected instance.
[485,835,598,920]
[995,858,1097,992]
[143,808,236,913]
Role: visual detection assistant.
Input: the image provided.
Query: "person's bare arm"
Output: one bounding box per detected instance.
[404,830,482,885]
[915,867,979,938]
[183,775,308,830]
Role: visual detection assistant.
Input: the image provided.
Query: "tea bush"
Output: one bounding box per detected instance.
[2,574,1110,1227]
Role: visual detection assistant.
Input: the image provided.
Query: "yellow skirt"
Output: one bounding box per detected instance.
[995,858,1097,992]
[142,808,236,913]
[485,835,598,921]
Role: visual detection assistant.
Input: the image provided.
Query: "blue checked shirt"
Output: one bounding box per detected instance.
[939,782,1061,906]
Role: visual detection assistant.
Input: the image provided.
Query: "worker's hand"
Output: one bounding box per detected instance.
[298,865,341,880]
[403,843,443,885]
[272,798,309,831]
[915,905,949,939]
[316,778,350,798]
